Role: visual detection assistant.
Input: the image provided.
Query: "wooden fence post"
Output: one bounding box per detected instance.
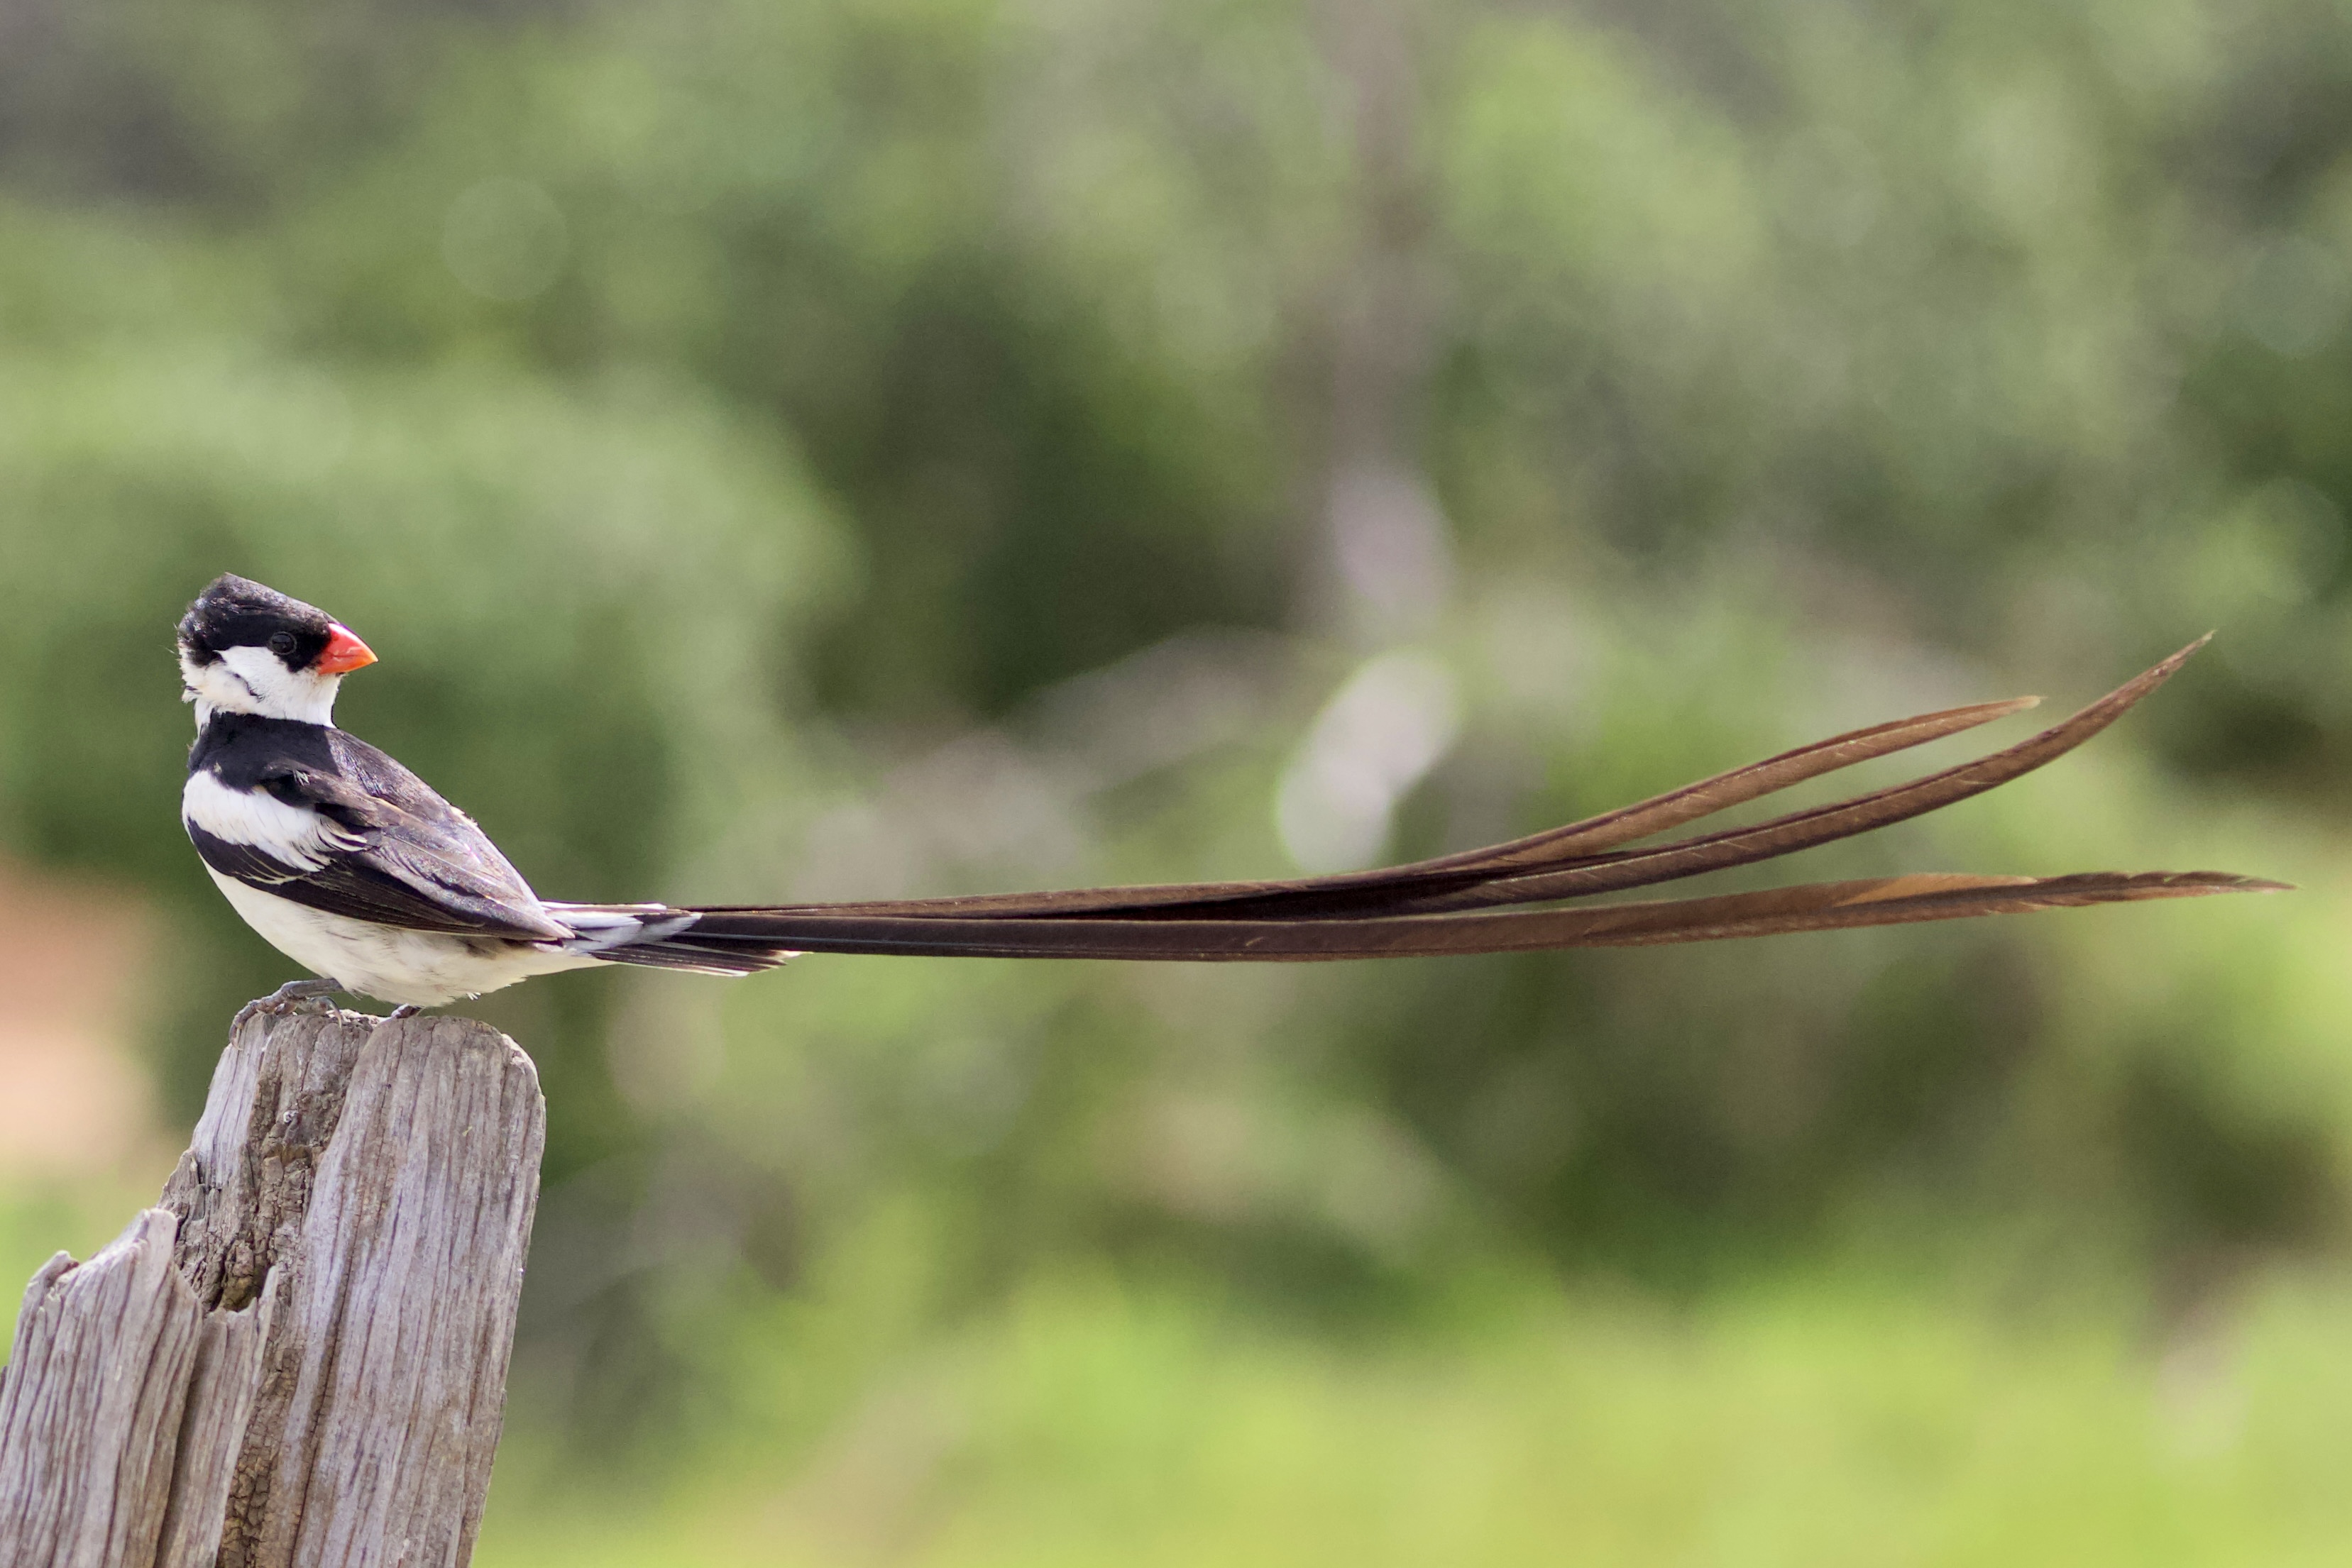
[0,1008,545,1567]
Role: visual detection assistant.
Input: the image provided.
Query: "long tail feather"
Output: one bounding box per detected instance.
[650,872,2273,962]
[582,639,2282,969]
[1342,634,2207,917]
[784,690,2047,920]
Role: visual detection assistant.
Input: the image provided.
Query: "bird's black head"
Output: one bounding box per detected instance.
[177,575,337,669]
[178,575,377,724]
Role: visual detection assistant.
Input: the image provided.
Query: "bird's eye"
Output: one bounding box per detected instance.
[267,631,298,658]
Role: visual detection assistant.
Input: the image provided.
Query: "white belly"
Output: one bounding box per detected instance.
[207,868,600,1006]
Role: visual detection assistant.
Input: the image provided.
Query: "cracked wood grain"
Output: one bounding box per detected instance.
[0,1010,544,1568]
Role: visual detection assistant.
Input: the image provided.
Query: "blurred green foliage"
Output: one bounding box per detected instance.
[473,1264,2352,1567]
[3,0,2351,1552]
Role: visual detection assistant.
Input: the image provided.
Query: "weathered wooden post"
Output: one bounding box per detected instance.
[0,1008,544,1567]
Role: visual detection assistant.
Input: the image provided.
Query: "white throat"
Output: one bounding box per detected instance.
[182,645,344,727]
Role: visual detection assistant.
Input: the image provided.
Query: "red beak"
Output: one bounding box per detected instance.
[315,624,378,675]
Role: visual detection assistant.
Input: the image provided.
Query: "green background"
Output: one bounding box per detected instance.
[3,0,2350,1559]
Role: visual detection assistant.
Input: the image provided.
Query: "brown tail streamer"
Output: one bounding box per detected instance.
[617,639,2282,968]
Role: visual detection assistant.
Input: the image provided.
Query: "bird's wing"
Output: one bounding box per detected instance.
[608,637,2281,968]
[185,720,571,942]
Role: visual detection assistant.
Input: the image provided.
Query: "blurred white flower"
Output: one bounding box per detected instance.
[1276,650,1461,873]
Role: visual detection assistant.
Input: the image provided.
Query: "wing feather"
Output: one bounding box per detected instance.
[187,717,571,942]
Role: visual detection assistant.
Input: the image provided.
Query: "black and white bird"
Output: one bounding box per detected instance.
[178,574,2278,1016]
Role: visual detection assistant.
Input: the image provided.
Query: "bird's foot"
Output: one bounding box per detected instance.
[386,1004,422,1020]
[232,978,342,1032]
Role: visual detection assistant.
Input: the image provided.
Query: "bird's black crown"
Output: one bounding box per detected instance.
[178,575,337,669]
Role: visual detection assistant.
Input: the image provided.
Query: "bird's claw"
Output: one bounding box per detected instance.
[233,979,342,1032]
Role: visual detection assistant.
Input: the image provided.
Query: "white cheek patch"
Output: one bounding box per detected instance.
[180,651,249,726]
[182,771,359,873]
[181,645,344,725]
